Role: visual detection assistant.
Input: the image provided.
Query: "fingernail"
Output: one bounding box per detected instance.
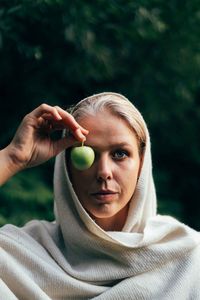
[76,128,85,140]
[80,133,85,140]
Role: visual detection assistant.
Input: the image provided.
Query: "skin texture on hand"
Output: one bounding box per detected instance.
[0,103,89,186]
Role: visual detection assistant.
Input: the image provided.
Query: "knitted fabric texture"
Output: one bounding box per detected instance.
[1,93,200,300]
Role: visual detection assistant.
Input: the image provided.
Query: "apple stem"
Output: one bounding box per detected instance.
[81,140,84,147]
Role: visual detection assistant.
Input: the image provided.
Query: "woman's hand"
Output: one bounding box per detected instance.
[0,104,88,184]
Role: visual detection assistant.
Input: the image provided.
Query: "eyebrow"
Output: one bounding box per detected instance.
[85,142,132,149]
[109,142,132,148]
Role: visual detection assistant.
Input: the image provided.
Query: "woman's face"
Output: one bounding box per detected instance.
[68,109,142,231]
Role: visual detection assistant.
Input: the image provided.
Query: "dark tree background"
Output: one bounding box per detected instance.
[0,0,200,229]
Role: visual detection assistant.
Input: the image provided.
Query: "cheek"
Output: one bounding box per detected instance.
[118,160,140,188]
[120,159,140,177]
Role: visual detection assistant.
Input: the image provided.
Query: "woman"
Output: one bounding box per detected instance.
[0,92,200,300]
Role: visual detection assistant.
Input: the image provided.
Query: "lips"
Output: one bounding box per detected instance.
[91,190,118,202]
[91,189,117,195]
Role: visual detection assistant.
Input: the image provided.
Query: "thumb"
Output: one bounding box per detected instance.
[53,136,81,156]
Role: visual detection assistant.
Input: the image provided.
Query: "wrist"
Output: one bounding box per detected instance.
[0,145,24,186]
[6,143,27,171]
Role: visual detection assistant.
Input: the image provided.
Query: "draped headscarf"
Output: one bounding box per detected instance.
[1,92,200,300]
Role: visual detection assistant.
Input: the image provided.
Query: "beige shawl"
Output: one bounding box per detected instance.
[1,93,200,300]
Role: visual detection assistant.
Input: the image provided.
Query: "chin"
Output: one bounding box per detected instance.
[88,206,119,220]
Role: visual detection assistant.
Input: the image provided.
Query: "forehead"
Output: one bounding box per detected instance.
[78,110,138,148]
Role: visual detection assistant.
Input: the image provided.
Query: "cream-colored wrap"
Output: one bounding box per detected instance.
[1,93,200,299]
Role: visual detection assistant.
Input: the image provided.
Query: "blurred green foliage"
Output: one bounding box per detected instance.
[0,0,200,229]
[0,163,54,226]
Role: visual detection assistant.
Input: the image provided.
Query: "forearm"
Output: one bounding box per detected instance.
[0,146,22,186]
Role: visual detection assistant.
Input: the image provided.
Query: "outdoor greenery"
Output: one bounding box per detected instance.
[0,0,200,229]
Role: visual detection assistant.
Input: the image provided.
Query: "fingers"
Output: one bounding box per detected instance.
[40,112,88,135]
[72,128,87,142]
[29,103,89,141]
[31,103,62,120]
[55,106,89,135]
[53,135,79,156]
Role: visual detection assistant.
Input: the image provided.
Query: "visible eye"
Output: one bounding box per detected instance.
[112,149,129,160]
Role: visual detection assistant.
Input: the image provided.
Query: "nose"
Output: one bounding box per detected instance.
[96,154,113,182]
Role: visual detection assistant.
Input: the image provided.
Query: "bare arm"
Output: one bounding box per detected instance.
[0,147,21,185]
[0,103,88,186]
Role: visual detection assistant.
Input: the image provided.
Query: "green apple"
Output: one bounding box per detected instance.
[70,145,95,170]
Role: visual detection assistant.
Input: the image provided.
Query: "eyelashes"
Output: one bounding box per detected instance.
[112,149,129,160]
[89,148,130,162]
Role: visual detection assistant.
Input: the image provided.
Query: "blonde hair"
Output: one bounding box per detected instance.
[69,92,147,157]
